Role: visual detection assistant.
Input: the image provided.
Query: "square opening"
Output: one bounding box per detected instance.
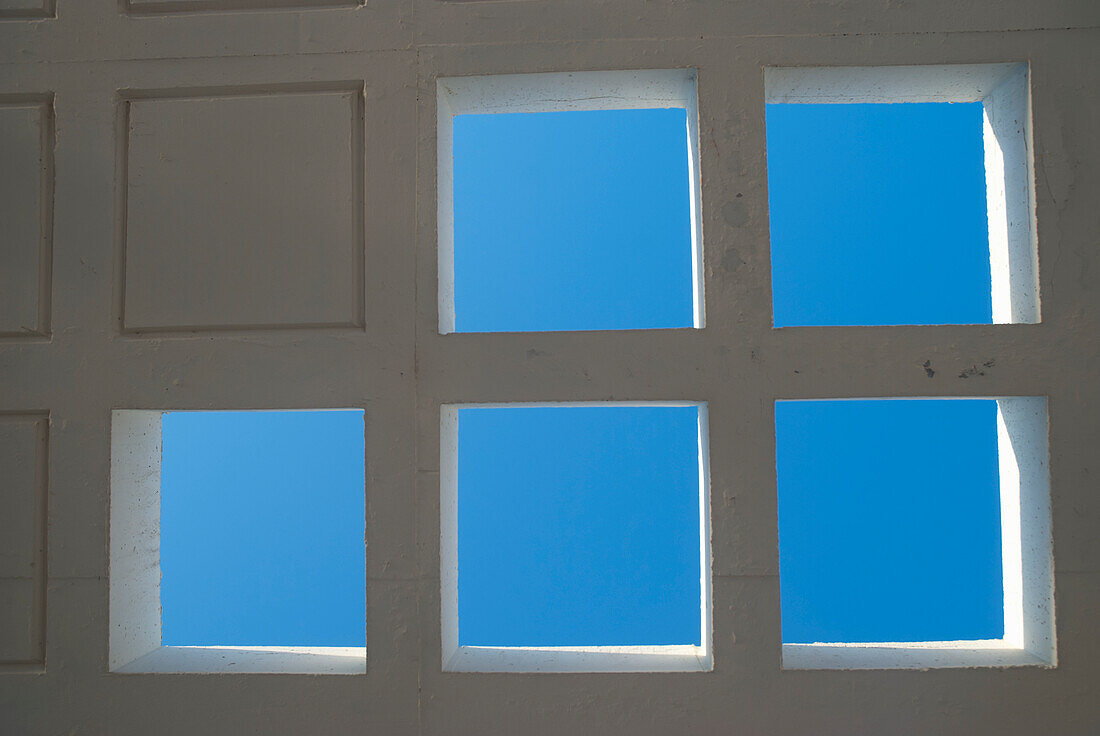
[775,398,1054,669]
[440,403,712,672]
[765,64,1039,327]
[437,69,704,334]
[109,409,366,674]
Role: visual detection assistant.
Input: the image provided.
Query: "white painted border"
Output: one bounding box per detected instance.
[113,646,366,675]
[436,69,705,334]
[764,63,1039,325]
[109,410,367,675]
[440,401,713,673]
[776,397,1054,670]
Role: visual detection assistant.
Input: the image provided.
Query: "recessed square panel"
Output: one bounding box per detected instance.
[441,403,711,672]
[0,414,47,666]
[438,70,703,334]
[0,1,54,19]
[122,87,363,332]
[765,64,1038,327]
[0,100,51,337]
[124,0,356,12]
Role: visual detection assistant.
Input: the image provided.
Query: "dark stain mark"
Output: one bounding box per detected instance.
[958,360,995,379]
[526,349,551,358]
[721,248,746,274]
[923,360,935,378]
[722,199,748,228]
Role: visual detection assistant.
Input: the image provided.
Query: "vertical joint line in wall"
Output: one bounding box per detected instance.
[413,43,424,736]
[114,98,132,335]
[35,413,49,666]
[38,95,55,338]
[353,85,367,329]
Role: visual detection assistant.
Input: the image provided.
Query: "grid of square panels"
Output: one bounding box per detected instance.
[96,62,1054,677]
[437,63,1051,672]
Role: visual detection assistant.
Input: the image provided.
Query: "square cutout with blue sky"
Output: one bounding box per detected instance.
[159,410,366,647]
[451,108,696,333]
[775,399,1004,644]
[767,102,994,327]
[454,405,705,648]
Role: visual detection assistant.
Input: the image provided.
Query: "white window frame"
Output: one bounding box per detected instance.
[436,68,705,334]
[439,401,713,673]
[765,62,1040,325]
[108,409,367,675]
[777,396,1055,670]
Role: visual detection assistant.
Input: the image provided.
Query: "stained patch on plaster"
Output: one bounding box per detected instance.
[958,360,996,379]
[722,199,748,228]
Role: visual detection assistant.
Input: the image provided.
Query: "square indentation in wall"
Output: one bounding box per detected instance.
[123,0,358,13]
[0,97,53,338]
[0,413,48,669]
[0,1,56,19]
[120,84,364,333]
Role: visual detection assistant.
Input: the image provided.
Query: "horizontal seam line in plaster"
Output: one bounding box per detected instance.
[0,46,416,68]
[0,25,1097,67]
[44,575,106,580]
[119,320,364,335]
[413,24,1100,51]
[0,575,47,580]
[365,576,423,582]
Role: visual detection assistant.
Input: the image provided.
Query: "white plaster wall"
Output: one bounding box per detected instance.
[0,1,1097,734]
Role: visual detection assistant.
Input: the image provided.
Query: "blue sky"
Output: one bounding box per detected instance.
[160,410,365,647]
[456,406,702,647]
[453,108,694,332]
[765,103,1004,641]
[161,102,1004,649]
[767,102,992,327]
[775,400,1003,643]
